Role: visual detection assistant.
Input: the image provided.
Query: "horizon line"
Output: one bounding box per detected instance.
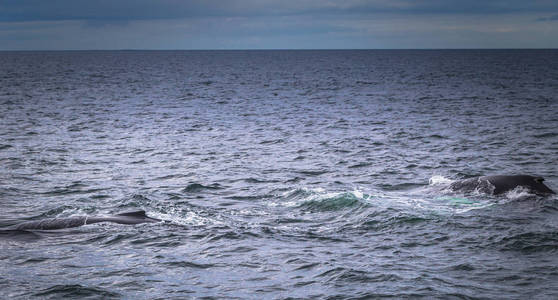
[1,48,557,52]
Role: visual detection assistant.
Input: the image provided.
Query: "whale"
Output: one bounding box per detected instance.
[449,175,555,196]
[7,210,161,231]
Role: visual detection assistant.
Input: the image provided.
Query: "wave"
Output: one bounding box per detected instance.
[182,183,224,193]
[494,231,558,253]
[32,284,120,299]
[273,183,499,217]
[277,188,370,212]
[299,193,364,212]
[39,183,106,196]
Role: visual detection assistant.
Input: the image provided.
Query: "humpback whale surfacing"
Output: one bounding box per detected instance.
[11,210,161,231]
[449,175,555,196]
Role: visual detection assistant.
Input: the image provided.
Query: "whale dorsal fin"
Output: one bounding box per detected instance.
[115,210,147,217]
[534,177,545,183]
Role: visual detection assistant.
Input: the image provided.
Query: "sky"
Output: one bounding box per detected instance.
[1,0,558,50]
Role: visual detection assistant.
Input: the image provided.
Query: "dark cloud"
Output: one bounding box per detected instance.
[536,14,558,21]
[2,0,558,22]
[1,1,558,50]
[324,1,558,15]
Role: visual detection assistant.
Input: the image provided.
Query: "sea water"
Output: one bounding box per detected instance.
[1,50,558,299]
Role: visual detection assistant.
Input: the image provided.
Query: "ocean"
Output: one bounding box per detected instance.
[1,50,558,299]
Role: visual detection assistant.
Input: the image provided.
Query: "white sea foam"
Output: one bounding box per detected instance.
[504,186,536,201]
[150,210,223,227]
[429,175,453,186]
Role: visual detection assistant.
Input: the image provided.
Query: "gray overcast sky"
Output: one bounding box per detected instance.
[1,0,558,50]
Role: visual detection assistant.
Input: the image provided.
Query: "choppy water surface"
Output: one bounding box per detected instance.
[1,50,558,299]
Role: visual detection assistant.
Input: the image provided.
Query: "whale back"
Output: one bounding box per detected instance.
[101,210,161,225]
[450,175,555,196]
[13,216,87,231]
[483,175,555,195]
[10,210,160,231]
[115,211,148,218]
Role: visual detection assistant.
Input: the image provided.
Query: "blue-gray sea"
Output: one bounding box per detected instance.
[1,50,558,299]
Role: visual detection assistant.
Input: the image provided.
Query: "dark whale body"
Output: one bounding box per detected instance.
[9,210,160,231]
[449,175,555,196]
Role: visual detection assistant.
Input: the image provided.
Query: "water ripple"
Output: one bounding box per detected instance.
[1,50,558,299]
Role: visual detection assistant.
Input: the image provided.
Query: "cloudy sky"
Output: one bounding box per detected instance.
[1,0,557,50]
